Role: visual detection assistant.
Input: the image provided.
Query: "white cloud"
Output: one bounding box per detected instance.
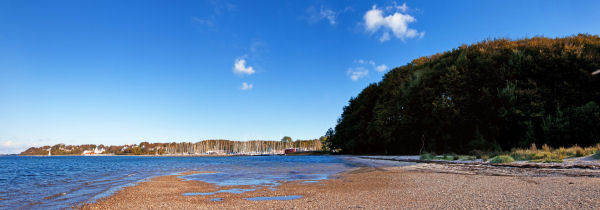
[354,59,388,72]
[387,2,408,13]
[375,64,388,72]
[306,6,352,25]
[192,17,214,26]
[209,0,236,15]
[347,60,389,80]
[233,57,255,75]
[347,67,369,81]
[379,32,391,42]
[191,1,235,28]
[240,82,253,90]
[364,4,423,42]
[320,7,337,25]
[355,59,375,66]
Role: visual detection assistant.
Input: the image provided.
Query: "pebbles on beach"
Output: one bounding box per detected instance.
[81,160,600,209]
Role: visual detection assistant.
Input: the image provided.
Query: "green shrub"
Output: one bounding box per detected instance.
[593,150,600,160]
[541,144,551,152]
[510,149,533,161]
[544,158,564,163]
[583,145,599,157]
[555,147,567,157]
[459,155,476,161]
[419,153,435,160]
[573,146,585,157]
[563,145,590,157]
[420,153,477,161]
[530,152,564,162]
[529,158,564,163]
[488,155,515,163]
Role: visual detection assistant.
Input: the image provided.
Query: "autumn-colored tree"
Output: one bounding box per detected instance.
[281,136,293,144]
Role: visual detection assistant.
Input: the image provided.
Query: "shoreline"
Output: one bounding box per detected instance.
[18,150,329,157]
[80,156,600,209]
[16,154,289,157]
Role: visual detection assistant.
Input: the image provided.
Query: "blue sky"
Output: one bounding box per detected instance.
[1,0,599,153]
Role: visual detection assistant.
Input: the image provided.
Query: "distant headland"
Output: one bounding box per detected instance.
[20,138,324,156]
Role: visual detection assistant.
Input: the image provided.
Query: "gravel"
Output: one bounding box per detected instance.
[80,160,600,209]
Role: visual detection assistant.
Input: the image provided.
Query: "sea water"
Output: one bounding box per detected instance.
[0,155,352,209]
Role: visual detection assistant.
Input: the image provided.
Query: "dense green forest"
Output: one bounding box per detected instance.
[325,34,600,155]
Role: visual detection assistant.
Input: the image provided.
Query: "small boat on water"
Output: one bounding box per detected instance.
[284,148,296,155]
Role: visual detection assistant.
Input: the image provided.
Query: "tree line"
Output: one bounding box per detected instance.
[20,138,323,155]
[325,34,600,155]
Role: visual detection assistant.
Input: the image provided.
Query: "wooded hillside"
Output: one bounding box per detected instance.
[327,34,600,155]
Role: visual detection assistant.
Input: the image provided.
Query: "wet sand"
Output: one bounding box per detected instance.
[81,159,600,209]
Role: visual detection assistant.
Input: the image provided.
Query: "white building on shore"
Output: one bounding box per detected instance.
[82,147,105,155]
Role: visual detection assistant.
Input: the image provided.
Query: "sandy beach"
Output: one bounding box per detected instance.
[81,157,600,209]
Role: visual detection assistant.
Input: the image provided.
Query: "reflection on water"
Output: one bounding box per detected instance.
[0,155,351,209]
[245,195,303,201]
[182,162,338,187]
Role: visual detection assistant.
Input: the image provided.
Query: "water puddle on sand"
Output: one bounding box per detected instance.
[210,198,223,202]
[244,195,302,201]
[183,188,255,196]
[303,180,319,183]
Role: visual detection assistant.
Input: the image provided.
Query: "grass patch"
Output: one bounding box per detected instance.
[419,153,476,161]
[529,158,564,163]
[509,144,599,163]
[489,155,515,163]
[440,154,457,161]
[421,144,599,163]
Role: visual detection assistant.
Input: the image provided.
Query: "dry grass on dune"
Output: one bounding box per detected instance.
[510,144,600,163]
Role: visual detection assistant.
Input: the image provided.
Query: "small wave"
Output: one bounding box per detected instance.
[3,155,349,209]
[28,201,43,206]
[43,192,66,200]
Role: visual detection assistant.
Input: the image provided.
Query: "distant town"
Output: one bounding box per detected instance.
[19,138,324,156]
